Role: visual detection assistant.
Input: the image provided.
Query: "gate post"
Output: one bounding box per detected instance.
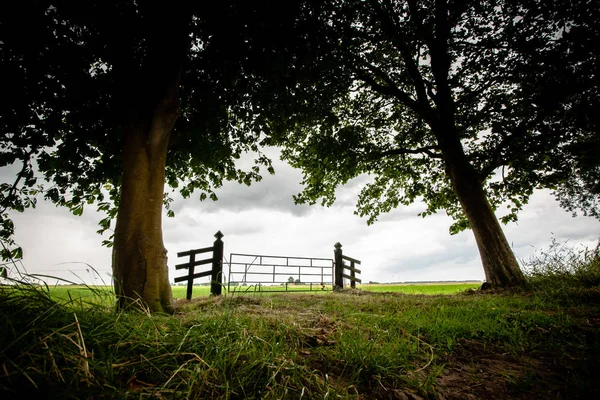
[211,231,224,295]
[334,242,344,290]
[350,261,356,289]
[186,253,196,300]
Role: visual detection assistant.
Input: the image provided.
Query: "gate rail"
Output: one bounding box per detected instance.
[228,253,334,292]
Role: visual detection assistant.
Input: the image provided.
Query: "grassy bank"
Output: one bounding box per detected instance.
[1,278,599,399]
[2,242,598,398]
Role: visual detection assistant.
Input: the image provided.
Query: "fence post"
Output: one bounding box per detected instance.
[350,260,356,289]
[334,242,343,289]
[186,253,196,300]
[211,231,224,295]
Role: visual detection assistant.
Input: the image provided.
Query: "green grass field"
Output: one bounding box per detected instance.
[46,282,482,305]
[3,269,598,399]
[360,282,481,294]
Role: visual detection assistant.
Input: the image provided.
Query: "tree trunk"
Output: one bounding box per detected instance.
[427,13,526,287]
[111,6,189,313]
[416,0,524,287]
[112,108,176,312]
[441,141,526,287]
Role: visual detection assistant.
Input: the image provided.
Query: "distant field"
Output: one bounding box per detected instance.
[47,285,212,305]
[361,282,482,294]
[47,285,114,306]
[45,282,481,304]
[172,285,211,298]
[228,282,482,295]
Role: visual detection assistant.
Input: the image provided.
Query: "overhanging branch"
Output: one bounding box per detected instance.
[0,148,35,205]
[353,67,421,113]
[370,0,432,108]
[479,122,532,178]
[375,146,442,159]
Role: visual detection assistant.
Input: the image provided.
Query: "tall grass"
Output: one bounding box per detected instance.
[523,238,600,301]
[1,242,599,399]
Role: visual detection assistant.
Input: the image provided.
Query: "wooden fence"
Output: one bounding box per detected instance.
[174,233,362,299]
[174,231,224,299]
[333,242,362,289]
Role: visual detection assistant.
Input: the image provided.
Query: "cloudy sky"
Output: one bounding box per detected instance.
[4,149,599,286]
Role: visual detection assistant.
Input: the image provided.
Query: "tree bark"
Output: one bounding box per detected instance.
[440,137,526,287]
[112,105,176,312]
[111,6,190,312]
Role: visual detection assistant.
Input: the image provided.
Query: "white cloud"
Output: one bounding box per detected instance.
[4,159,599,286]
[8,201,113,285]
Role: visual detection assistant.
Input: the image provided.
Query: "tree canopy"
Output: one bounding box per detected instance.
[0,1,313,256]
[259,0,599,285]
[0,0,330,310]
[0,0,597,303]
[265,0,599,228]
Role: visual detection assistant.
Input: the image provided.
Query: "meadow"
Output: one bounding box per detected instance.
[46,282,482,305]
[1,257,599,399]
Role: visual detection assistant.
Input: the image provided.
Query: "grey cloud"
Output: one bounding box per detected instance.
[502,192,600,258]
[372,203,432,224]
[207,179,312,216]
[379,240,479,275]
[167,155,386,219]
[0,163,22,181]
[168,158,314,217]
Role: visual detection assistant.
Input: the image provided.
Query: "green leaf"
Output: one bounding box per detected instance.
[72,205,84,216]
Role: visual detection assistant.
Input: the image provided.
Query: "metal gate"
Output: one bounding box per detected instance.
[227,253,334,293]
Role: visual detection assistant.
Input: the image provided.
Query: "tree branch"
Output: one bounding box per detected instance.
[429,0,453,104]
[479,122,532,178]
[480,135,518,179]
[370,0,432,109]
[0,150,35,215]
[376,146,442,159]
[353,66,421,112]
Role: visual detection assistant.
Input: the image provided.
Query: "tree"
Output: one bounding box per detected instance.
[554,134,600,220]
[263,0,599,287]
[0,0,315,312]
[524,1,600,220]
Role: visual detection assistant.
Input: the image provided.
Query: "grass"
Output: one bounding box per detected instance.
[360,282,481,295]
[46,282,480,304]
[1,247,599,399]
[523,238,600,300]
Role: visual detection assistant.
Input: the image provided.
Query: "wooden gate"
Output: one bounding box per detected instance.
[175,233,362,298]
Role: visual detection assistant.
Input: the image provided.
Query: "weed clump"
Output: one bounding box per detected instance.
[523,238,600,300]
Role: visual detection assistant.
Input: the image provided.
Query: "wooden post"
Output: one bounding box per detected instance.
[186,253,196,300]
[334,242,343,289]
[211,231,224,295]
[350,260,356,289]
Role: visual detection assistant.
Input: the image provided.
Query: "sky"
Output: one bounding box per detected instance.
[3,149,599,286]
